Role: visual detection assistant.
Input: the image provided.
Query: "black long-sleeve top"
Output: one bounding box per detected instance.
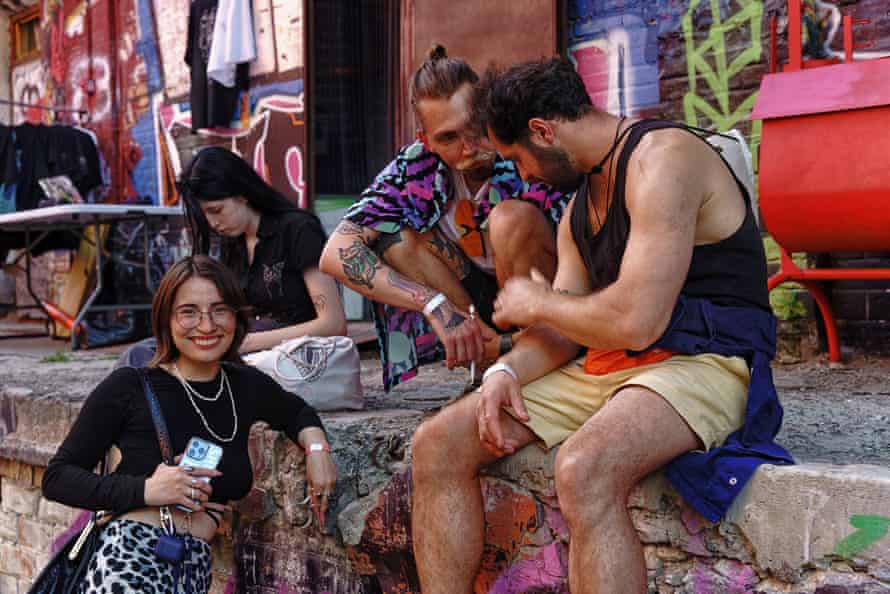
[43,364,323,513]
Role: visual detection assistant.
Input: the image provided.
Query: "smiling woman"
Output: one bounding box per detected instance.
[41,256,338,594]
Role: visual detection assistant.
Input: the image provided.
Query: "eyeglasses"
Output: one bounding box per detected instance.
[174,306,236,329]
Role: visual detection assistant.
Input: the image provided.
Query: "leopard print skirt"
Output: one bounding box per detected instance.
[79,519,213,594]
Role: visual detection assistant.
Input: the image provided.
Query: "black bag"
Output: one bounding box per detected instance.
[27,489,109,594]
[28,368,167,594]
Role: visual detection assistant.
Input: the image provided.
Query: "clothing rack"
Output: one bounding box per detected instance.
[0,99,88,122]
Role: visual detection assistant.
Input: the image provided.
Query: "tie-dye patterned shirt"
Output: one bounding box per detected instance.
[344,141,571,390]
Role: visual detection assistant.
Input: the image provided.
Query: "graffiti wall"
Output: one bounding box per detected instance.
[152,0,307,208]
[6,0,304,209]
[567,0,890,169]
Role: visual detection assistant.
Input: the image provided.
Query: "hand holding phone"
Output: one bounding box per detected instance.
[177,437,223,512]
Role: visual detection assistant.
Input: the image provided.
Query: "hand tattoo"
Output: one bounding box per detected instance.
[432,301,466,330]
[339,241,381,289]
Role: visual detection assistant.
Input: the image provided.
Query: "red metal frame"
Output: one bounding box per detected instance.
[761,2,890,362]
[768,248,890,362]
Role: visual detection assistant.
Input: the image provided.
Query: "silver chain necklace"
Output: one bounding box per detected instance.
[170,363,238,443]
[171,362,224,401]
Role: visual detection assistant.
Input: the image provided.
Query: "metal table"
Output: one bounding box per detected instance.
[0,204,183,348]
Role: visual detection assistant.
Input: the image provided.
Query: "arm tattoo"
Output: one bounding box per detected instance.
[337,221,367,236]
[311,294,327,312]
[339,240,382,289]
[427,228,472,278]
[388,270,436,307]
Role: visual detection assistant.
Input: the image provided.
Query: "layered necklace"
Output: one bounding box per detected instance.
[171,362,238,443]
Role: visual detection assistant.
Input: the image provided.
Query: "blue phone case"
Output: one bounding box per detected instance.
[177,437,222,512]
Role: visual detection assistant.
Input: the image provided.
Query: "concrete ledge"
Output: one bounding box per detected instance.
[1,354,889,592]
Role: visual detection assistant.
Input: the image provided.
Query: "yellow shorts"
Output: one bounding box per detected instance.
[517,353,750,450]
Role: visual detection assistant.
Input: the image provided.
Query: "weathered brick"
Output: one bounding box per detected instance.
[0,573,19,594]
[17,518,55,552]
[37,498,78,526]
[1,482,40,517]
[831,289,868,321]
[0,510,17,542]
[0,542,36,578]
[0,459,32,483]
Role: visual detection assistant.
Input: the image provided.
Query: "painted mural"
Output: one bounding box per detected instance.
[567,0,890,175]
[151,0,307,208]
[10,59,46,124]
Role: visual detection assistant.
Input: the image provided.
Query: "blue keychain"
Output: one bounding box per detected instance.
[155,507,187,565]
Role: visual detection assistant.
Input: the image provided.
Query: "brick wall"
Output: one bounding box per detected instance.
[0,460,79,593]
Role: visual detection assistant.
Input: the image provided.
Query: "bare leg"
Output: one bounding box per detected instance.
[554,387,701,594]
[488,200,558,287]
[380,227,474,311]
[412,391,537,594]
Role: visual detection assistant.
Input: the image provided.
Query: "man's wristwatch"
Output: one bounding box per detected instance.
[305,442,331,455]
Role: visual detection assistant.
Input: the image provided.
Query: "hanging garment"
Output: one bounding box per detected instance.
[207,0,256,88]
[0,126,18,213]
[185,0,248,130]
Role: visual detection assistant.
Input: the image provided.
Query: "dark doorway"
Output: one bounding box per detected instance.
[311,0,399,213]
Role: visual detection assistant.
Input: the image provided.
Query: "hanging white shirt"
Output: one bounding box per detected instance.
[207,0,256,88]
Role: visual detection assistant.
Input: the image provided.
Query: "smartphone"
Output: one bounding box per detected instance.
[177,437,223,512]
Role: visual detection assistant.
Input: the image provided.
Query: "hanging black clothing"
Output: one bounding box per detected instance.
[570,119,770,312]
[0,123,103,255]
[185,0,249,131]
[0,126,18,213]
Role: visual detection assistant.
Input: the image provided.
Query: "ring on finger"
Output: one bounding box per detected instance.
[190,478,198,486]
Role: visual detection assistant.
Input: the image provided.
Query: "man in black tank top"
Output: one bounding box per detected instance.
[410,59,789,594]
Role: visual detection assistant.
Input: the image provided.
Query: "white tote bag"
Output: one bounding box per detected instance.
[244,336,364,411]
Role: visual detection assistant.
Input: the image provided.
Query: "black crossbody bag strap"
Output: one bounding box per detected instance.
[136,368,176,465]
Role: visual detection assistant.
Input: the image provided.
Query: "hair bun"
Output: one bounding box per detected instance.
[428,44,448,61]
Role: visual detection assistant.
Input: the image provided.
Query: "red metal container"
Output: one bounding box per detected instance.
[754,57,890,252]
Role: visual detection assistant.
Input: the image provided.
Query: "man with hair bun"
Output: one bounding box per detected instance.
[320,46,571,389]
[410,58,792,593]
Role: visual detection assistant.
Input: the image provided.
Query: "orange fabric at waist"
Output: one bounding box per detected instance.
[584,347,675,375]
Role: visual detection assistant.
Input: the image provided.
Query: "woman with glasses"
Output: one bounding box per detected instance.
[43,256,337,593]
[179,146,346,353]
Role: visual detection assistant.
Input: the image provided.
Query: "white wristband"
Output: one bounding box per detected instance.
[422,293,448,317]
[482,362,519,384]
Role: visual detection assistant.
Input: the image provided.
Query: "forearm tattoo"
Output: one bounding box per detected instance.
[311,294,327,312]
[339,240,382,289]
[388,270,436,307]
[427,228,472,279]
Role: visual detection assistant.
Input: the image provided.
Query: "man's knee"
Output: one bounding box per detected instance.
[488,201,550,245]
[554,441,626,518]
[412,403,478,480]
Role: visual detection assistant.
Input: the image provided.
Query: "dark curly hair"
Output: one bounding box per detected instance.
[473,58,593,146]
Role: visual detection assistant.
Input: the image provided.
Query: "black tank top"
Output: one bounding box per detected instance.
[570,119,770,311]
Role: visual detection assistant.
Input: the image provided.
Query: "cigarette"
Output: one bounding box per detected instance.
[469,305,476,383]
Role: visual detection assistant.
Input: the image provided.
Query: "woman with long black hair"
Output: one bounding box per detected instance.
[178,147,346,353]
